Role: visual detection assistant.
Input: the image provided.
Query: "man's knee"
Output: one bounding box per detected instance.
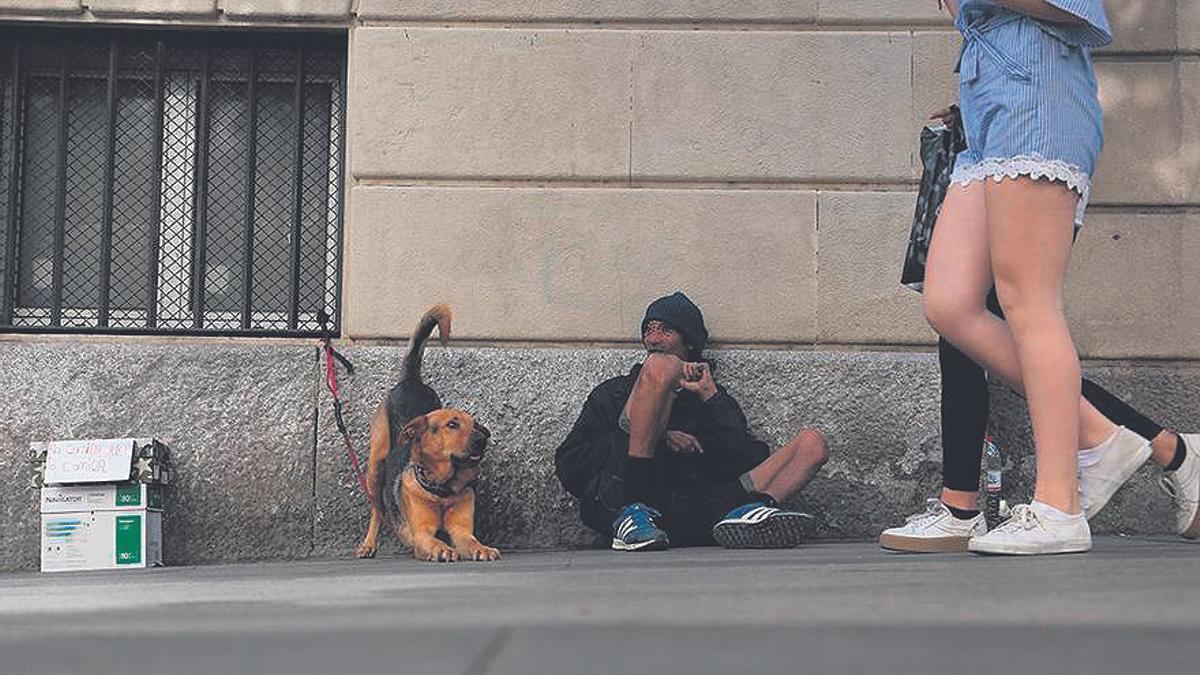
[789,427,829,466]
[638,353,683,389]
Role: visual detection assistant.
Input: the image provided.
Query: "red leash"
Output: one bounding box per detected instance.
[318,314,403,546]
[321,337,371,497]
[317,315,388,512]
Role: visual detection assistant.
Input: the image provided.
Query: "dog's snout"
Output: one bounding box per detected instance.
[473,422,491,441]
[470,423,490,455]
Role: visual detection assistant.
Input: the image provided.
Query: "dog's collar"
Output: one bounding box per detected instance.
[411,464,475,498]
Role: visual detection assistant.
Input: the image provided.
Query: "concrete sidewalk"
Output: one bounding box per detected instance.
[1,537,1197,675]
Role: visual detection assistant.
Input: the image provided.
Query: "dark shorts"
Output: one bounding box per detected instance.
[579,446,753,547]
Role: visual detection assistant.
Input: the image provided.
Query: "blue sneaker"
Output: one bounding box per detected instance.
[712,501,813,549]
[611,503,670,551]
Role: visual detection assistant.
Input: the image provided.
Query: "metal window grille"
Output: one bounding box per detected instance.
[0,28,346,336]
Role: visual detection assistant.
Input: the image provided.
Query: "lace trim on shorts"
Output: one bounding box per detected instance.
[950,154,1091,227]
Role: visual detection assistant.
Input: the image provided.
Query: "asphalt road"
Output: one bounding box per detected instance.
[1,537,1197,675]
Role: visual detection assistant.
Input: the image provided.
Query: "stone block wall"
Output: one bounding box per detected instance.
[0,1,1195,570]
[340,1,1198,360]
[0,0,352,20]
[1,341,1194,570]
[0,1,1191,356]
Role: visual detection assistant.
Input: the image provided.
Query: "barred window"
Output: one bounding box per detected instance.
[0,28,346,336]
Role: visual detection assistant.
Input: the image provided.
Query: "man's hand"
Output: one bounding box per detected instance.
[994,1,1086,25]
[665,430,704,455]
[677,361,718,401]
[928,107,956,123]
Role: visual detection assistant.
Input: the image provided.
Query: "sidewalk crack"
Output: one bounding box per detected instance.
[466,626,512,675]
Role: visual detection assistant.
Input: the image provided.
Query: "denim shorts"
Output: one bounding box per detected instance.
[950,10,1104,226]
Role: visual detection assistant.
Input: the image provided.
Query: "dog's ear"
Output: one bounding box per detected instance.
[401,415,428,444]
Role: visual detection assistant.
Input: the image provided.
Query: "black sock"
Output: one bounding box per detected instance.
[945,504,980,520]
[745,491,778,508]
[1165,433,1188,472]
[624,457,660,507]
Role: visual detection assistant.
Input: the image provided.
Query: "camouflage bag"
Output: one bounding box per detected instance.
[29,438,172,488]
[901,105,967,292]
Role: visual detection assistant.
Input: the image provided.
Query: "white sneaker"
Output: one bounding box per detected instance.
[1079,426,1152,519]
[880,498,986,553]
[967,503,1091,555]
[1161,434,1200,540]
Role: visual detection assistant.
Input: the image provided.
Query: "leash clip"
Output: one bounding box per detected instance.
[318,310,355,376]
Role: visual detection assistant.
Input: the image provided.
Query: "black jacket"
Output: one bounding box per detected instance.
[554,363,770,500]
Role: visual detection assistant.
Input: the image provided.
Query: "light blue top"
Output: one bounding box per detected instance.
[957,0,1112,47]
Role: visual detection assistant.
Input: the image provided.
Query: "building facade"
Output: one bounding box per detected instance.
[0,1,1196,569]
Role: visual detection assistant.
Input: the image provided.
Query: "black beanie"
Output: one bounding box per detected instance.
[641,291,708,357]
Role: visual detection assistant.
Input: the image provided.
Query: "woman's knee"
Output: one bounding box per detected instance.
[992,277,1063,330]
[923,288,974,340]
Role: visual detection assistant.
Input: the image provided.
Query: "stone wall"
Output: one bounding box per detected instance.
[0,1,353,20]
[339,1,1198,360]
[1,341,1193,570]
[0,1,1192,356]
[0,2,1195,570]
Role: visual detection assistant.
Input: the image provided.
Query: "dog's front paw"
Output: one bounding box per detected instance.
[461,542,501,562]
[473,545,501,562]
[355,541,378,559]
[415,543,459,563]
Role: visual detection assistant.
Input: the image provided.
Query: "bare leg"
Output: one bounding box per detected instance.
[924,184,1115,453]
[986,177,1081,513]
[746,428,829,502]
[714,429,827,549]
[624,354,683,459]
[941,487,979,511]
[1150,430,1182,468]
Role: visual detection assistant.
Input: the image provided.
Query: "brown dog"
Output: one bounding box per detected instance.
[354,305,500,563]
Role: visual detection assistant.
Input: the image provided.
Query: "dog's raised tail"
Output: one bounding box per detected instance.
[400,303,451,383]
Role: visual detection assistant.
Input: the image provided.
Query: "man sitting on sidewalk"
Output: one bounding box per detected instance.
[555,291,829,551]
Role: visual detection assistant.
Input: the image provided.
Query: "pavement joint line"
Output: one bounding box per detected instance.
[466,626,512,675]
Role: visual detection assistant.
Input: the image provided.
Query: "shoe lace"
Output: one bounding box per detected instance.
[1159,476,1179,502]
[628,504,663,528]
[992,504,1041,533]
[905,498,945,525]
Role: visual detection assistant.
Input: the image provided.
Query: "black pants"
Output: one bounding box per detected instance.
[578,447,755,547]
[940,289,1164,492]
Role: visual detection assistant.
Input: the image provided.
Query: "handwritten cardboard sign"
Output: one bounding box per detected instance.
[43,439,135,484]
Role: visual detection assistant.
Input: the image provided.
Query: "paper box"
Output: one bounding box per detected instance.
[41,511,163,572]
[41,483,164,514]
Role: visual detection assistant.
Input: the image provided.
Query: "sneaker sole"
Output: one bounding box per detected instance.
[879,532,972,553]
[1183,509,1200,540]
[1082,440,1153,519]
[712,513,812,549]
[967,539,1092,556]
[1176,434,1200,541]
[611,537,670,552]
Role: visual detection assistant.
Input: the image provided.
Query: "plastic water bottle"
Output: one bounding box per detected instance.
[983,435,1003,528]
